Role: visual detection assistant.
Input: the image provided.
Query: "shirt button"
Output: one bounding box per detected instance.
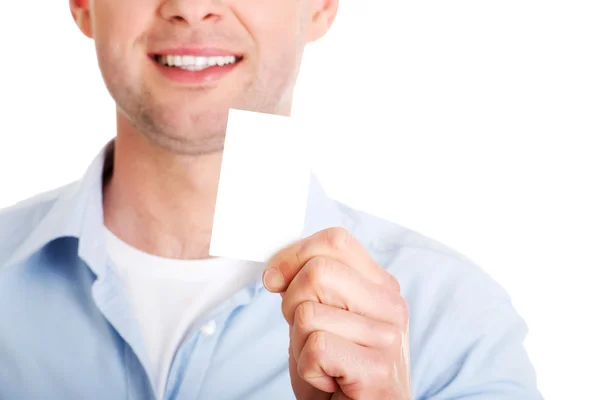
[200,320,217,336]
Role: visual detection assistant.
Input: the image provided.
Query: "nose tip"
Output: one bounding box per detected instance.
[170,13,220,25]
[160,0,223,26]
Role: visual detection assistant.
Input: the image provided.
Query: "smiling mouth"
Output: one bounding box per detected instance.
[151,54,244,71]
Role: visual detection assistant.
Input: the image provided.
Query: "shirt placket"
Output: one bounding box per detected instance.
[164,287,254,400]
[90,263,156,400]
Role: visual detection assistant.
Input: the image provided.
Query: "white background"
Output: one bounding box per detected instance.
[1,1,598,398]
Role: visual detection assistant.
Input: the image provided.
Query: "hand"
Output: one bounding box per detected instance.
[262,227,412,400]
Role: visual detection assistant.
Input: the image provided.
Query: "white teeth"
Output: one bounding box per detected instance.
[157,54,238,70]
[195,57,207,67]
[181,55,196,66]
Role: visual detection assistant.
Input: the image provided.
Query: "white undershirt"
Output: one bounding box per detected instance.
[104,227,265,400]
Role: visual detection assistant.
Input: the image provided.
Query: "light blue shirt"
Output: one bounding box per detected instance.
[0,140,542,399]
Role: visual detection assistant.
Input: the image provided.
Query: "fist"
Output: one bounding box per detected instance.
[262,227,412,400]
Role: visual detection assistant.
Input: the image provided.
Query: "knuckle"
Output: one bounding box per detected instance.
[373,352,396,382]
[379,323,402,348]
[388,274,401,293]
[294,301,316,330]
[323,227,352,250]
[300,257,339,306]
[304,256,332,286]
[393,296,410,327]
[398,297,410,319]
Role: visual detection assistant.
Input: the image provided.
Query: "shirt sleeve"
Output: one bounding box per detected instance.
[425,299,542,399]
[406,260,544,400]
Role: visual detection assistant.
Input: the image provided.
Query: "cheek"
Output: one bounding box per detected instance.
[238,3,305,77]
[92,0,154,64]
[239,0,304,50]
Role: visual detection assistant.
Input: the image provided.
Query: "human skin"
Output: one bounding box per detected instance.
[264,227,412,399]
[70,1,411,398]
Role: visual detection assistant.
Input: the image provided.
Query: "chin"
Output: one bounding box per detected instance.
[148,114,229,155]
[142,127,226,155]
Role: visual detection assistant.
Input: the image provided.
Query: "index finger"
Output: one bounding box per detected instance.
[262,227,400,293]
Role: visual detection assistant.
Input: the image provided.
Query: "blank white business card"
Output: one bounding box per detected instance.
[209,108,311,263]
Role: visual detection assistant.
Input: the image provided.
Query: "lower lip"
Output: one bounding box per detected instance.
[150,56,241,85]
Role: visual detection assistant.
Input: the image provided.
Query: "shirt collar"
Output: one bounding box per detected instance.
[5,139,112,272]
[7,138,347,279]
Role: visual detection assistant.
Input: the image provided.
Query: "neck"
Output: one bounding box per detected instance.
[103,117,223,260]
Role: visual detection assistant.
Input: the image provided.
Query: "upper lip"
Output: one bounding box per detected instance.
[150,47,243,58]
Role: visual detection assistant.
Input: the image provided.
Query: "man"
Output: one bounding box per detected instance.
[0,0,542,399]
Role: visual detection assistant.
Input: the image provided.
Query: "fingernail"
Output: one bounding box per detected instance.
[263,268,285,292]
